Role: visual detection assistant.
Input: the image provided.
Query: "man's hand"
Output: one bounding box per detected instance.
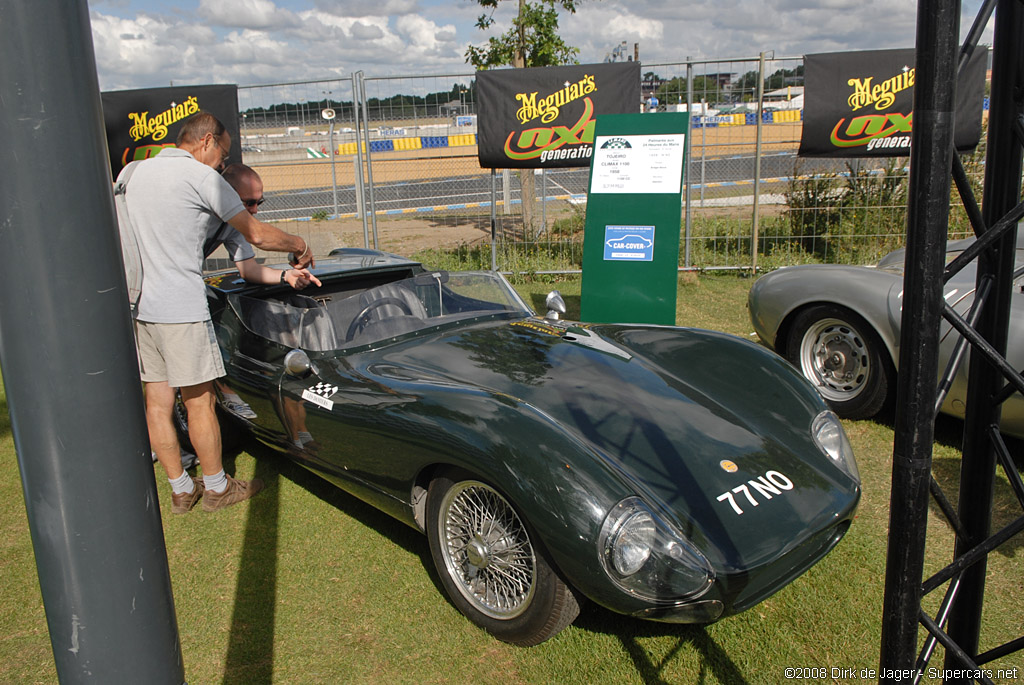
[289,241,315,269]
[228,211,314,267]
[284,268,321,290]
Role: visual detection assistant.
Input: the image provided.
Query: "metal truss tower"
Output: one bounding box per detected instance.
[881,0,1024,682]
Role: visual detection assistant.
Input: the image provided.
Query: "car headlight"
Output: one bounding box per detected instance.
[598,497,713,602]
[811,410,860,482]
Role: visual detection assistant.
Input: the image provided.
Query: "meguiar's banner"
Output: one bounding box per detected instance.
[477,62,640,169]
[101,84,240,176]
[799,48,986,158]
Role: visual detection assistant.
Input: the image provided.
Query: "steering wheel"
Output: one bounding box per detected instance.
[345,297,413,341]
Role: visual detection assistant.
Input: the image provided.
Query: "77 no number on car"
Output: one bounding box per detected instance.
[716,470,794,515]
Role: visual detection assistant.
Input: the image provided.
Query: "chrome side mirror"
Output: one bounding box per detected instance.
[284,349,313,377]
[545,290,567,320]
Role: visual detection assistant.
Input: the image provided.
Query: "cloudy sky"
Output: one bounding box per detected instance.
[87,0,994,92]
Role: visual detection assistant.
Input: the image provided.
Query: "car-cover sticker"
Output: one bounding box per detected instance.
[715,470,794,515]
[301,382,339,410]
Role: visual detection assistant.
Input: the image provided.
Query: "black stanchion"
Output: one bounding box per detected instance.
[946,0,1024,680]
[0,1,185,682]
[878,0,961,677]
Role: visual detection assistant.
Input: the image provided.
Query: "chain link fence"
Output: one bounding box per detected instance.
[234,55,988,274]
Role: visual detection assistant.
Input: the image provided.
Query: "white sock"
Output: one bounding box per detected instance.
[222,392,242,403]
[203,469,228,494]
[298,431,314,445]
[170,471,195,495]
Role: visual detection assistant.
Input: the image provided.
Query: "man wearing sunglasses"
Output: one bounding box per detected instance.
[204,163,321,420]
[207,163,319,291]
[124,110,317,514]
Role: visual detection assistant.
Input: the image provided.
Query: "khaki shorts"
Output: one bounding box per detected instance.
[135,320,225,388]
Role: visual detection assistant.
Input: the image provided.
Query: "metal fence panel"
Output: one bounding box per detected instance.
[228,56,988,274]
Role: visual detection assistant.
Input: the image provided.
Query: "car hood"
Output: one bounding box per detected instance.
[353,316,858,569]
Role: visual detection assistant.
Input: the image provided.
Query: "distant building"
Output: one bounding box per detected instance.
[763,86,804,110]
[703,73,735,89]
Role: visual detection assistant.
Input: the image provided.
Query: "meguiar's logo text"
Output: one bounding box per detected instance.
[128,96,200,142]
[827,64,916,151]
[515,75,596,125]
[846,66,914,112]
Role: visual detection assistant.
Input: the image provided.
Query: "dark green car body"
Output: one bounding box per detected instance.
[203,249,860,638]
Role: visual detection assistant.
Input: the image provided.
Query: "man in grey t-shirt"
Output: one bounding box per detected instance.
[126,111,315,514]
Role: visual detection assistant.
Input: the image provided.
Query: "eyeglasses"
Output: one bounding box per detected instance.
[243,198,265,208]
[211,134,231,165]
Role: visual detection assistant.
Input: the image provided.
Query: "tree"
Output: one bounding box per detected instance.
[656,77,686,104]
[465,0,582,236]
[465,0,581,69]
[764,65,804,91]
[734,70,761,99]
[657,76,725,106]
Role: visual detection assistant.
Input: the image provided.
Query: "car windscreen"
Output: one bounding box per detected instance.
[230,271,531,351]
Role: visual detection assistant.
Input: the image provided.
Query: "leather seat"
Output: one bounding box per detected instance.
[358,283,428,320]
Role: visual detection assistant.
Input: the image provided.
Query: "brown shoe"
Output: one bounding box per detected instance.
[202,475,264,512]
[171,478,205,514]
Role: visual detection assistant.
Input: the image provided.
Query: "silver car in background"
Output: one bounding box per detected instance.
[748,236,1024,438]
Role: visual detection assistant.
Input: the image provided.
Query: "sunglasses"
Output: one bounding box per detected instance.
[243,198,265,208]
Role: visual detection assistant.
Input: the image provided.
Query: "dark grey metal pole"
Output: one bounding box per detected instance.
[878,0,961,676]
[945,0,1024,678]
[0,2,184,683]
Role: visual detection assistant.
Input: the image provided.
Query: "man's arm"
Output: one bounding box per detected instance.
[227,211,314,268]
[235,258,321,289]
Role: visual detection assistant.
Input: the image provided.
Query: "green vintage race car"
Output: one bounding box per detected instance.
[184,248,861,646]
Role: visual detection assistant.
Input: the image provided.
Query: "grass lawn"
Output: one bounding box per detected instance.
[1,273,1021,683]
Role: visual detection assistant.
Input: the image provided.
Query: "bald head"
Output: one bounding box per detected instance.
[174,111,231,170]
[222,163,264,214]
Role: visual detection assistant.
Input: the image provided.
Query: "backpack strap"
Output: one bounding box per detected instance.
[114,161,144,314]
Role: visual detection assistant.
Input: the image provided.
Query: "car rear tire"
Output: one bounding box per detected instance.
[425,470,580,646]
[785,304,894,420]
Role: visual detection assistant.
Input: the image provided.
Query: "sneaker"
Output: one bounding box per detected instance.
[224,398,257,420]
[202,474,264,512]
[170,478,205,514]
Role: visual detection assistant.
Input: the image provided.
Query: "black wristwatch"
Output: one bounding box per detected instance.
[280,270,287,284]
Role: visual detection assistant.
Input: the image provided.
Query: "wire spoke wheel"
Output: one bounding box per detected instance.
[439,481,536,619]
[426,470,580,645]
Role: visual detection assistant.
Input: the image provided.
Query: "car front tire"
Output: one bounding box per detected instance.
[785,304,894,420]
[425,469,580,646]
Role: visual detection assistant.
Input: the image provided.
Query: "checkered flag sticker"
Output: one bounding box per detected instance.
[302,382,339,410]
[308,382,339,399]
[600,137,632,149]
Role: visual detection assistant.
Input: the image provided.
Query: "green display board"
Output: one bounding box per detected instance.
[580,112,689,324]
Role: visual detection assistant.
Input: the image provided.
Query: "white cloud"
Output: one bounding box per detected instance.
[350,20,385,40]
[395,15,456,51]
[198,0,302,30]
[86,0,993,91]
[313,0,419,15]
[90,12,217,88]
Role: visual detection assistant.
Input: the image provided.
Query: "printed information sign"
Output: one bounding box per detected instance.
[591,134,686,194]
[603,225,655,261]
[581,112,688,325]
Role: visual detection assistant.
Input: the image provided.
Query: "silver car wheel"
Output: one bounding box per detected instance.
[798,317,870,402]
[437,480,537,620]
